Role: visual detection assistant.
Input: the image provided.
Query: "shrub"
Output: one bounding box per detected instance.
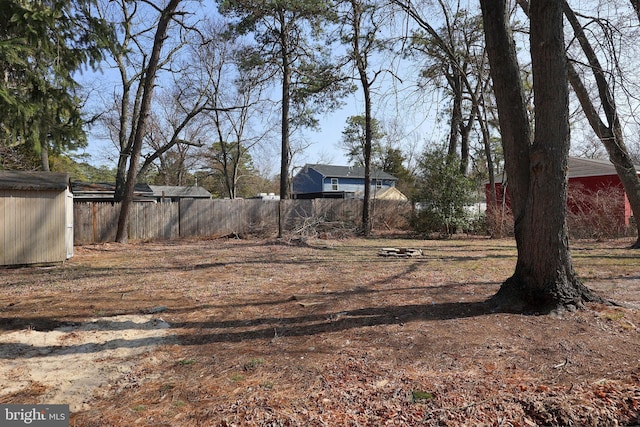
[486,202,514,238]
[566,184,631,239]
[485,184,633,240]
[411,148,478,238]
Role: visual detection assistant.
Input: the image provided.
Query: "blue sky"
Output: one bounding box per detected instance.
[78,69,443,177]
[75,0,449,177]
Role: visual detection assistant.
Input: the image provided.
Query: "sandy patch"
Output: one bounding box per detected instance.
[0,314,170,412]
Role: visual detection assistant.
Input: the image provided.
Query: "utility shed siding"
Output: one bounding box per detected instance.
[0,171,72,266]
[1,189,68,265]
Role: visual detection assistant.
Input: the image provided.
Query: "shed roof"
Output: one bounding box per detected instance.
[0,171,70,191]
[302,164,398,181]
[493,156,640,183]
[354,186,409,200]
[374,186,409,200]
[149,185,212,198]
[566,156,640,178]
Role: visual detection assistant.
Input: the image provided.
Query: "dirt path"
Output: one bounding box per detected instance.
[0,314,170,412]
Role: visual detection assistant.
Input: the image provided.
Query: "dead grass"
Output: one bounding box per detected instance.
[0,236,639,426]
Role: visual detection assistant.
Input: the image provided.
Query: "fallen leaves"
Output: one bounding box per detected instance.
[1,237,638,426]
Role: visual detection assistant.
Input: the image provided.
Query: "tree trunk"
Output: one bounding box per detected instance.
[446,69,462,161]
[279,9,291,203]
[479,0,531,222]
[630,0,640,22]
[113,47,140,203]
[40,142,49,171]
[277,9,292,238]
[362,88,372,236]
[477,77,497,232]
[480,0,600,312]
[114,153,128,202]
[350,0,372,236]
[115,0,181,243]
[458,98,475,175]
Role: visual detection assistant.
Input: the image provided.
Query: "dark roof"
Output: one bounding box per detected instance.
[149,185,212,199]
[71,182,212,201]
[71,181,153,201]
[0,171,70,191]
[566,156,639,178]
[493,156,640,183]
[302,164,398,181]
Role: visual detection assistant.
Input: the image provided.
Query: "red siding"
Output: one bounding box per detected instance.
[485,173,631,227]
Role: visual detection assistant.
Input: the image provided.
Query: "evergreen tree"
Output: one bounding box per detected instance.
[411,147,476,236]
[0,0,111,169]
[340,115,385,166]
[219,0,352,202]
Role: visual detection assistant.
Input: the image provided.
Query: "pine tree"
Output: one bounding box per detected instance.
[0,0,111,170]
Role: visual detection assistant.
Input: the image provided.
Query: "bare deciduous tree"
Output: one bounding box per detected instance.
[115,0,185,243]
[393,0,498,221]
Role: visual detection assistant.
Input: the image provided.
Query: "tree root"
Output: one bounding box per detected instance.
[486,276,608,315]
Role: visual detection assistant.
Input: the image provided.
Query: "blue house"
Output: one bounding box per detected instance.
[292,164,400,199]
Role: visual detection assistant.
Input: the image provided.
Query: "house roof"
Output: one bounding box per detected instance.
[493,156,640,183]
[149,185,212,199]
[302,164,398,181]
[71,181,153,201]
[0,171,70,191]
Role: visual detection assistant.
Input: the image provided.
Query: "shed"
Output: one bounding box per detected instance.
[0,171,73,266]
[486,156,640,228]
[149,185,212,202]
[71,181,154,202]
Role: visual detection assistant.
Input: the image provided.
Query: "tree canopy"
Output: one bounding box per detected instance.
[219,0,352,202]
[0,0,112,170]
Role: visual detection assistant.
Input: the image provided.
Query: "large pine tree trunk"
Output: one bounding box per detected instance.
[277,11,292,239]
[480,0,601,312]
[362,88,372,236]
[279,9,291,203]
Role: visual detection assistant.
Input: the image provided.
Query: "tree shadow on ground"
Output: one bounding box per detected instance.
[0,299,509,359]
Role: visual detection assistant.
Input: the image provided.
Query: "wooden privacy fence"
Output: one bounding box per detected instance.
[73,199,412,244]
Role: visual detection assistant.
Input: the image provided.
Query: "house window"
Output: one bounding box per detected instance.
[375,180,382,189]
[331,178,339,191]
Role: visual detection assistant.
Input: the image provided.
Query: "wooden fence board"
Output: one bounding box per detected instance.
[178,199,196,237]
[73,198,411,244]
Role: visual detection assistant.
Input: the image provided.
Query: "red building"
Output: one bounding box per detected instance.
[486,157,640,230]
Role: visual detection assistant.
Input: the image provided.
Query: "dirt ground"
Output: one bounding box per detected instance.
[0,236,639,426]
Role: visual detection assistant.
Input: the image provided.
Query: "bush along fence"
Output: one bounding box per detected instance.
[73,199,413,244]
